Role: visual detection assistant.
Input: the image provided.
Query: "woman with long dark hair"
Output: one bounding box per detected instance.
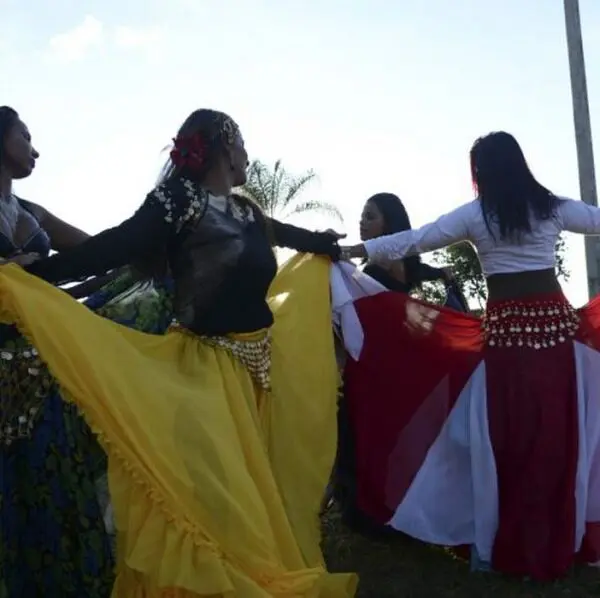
[0,106,118,597]
[0,107,186,597]
[359,192,468,309]
[0,109,356,596]
[333,192,468,532]
[334,131,600,580]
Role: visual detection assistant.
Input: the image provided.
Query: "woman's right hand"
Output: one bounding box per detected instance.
[3,252,41,267]
[405,300,439,336]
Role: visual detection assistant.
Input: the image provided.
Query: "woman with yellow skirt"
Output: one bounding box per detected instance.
[0,109,356,597]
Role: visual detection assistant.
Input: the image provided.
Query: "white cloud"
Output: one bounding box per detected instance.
[45,19,165,65]
[47,15,104,63]
[113,25,165,50]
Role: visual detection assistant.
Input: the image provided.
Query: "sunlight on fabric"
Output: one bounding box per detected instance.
[268,291,291,309]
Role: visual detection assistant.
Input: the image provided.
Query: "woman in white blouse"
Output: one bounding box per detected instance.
[336,131,600,581]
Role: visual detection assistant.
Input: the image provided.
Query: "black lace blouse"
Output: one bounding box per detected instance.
[27,176,340,335]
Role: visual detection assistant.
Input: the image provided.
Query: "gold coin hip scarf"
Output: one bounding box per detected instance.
[170,324,272,391]
[0,344,55,447]
[483,300,580,350]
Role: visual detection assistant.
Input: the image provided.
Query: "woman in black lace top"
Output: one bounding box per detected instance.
[0,108,356,597]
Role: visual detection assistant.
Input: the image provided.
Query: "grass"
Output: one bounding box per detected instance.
[321,502,600,597]
[99,473,600,596]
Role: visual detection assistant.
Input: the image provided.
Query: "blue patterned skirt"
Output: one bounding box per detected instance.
[0,271,173,597]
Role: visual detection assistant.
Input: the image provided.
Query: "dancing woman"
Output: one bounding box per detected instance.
[359,192,468,309]
[0,108,356,596]
[333,192,467,533]
[0,106,90,257]
[0,106,119,597]
[335,131,600,580]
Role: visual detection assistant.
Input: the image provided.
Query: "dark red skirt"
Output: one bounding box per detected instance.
[343,290,600,580]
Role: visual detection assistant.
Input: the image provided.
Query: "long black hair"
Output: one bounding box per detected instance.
[0,106,19,172]
[139,109,236,280]
[470,131,557,240]
[139,109,264,278]
[158,108,264,220]
[366,193,446,288]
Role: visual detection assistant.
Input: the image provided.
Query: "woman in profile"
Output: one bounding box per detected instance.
[335,131,600,580]
[332,192,467,533]
[0,106,176,597]
[0,105,119,597]
[0,108,356,596]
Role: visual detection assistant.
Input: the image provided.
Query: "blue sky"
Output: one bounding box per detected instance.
[2,0,600,304]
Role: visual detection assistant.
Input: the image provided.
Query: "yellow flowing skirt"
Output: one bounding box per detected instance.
[0,255,356,597]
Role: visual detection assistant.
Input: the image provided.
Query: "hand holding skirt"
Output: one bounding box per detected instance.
[0,258,356,597]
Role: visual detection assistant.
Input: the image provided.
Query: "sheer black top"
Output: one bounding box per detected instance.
[27,176,340,335]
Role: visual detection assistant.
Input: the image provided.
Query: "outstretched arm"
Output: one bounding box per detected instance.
[26,201,166,285]
[558,198,600,235]
[25,178,202,285]
[267,218,343,259]
[340,202,474,262]
[65,269,127,299]
[418,262,449,282]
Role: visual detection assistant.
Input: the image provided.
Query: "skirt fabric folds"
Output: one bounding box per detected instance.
[332,262,600,581]
[0,268,175,597]
[0,256,356,597]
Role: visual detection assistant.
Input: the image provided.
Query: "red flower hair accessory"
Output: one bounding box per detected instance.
[170,133,207,171]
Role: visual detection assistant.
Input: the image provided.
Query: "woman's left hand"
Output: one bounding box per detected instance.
[405,301,439,336]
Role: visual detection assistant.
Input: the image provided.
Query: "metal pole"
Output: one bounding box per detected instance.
[564,0,600,298]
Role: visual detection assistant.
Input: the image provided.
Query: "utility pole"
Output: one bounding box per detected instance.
[564,0,600,298]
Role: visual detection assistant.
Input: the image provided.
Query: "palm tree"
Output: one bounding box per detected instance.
[238,159,343,223]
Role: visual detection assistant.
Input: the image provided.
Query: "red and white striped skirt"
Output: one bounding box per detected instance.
[331,263,600,580]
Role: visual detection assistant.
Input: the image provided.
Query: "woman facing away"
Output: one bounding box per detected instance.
[0,108,357,596]
[332,192,468,533]
[334,131,600,580]
[0,106,116,597]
